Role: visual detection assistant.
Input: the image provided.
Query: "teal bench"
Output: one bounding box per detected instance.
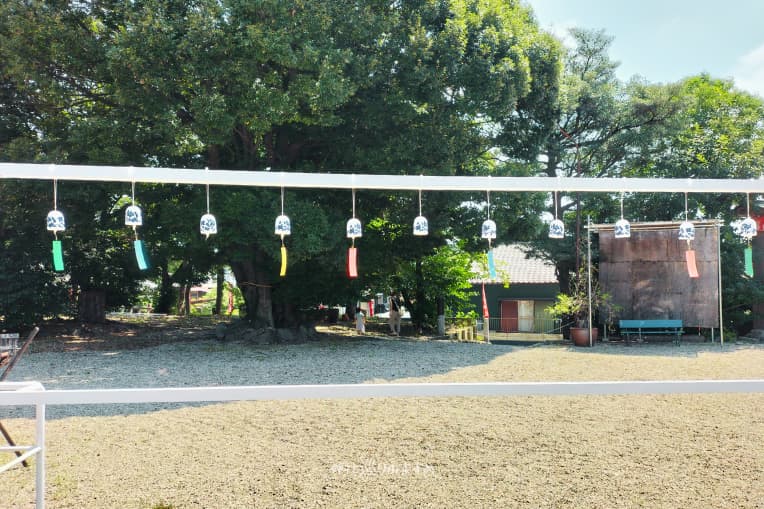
[619,319,683,345]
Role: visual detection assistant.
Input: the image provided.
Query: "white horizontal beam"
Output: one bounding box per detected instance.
[0,381,45,393]
[1,380,762,406]
[0,447,42,475]
[1,163,762,194]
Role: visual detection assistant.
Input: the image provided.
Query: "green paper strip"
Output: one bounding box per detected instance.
[134,240,149,270]
[52,240,64,272]
[487,249,497,280]
[744,246,754,277]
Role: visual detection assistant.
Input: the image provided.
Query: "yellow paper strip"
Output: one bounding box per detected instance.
[280,246,287,276]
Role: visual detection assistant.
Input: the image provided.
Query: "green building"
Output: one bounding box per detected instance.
[470,244,560,333]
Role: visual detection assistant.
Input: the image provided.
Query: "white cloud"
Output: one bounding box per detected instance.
[732,43,764,98]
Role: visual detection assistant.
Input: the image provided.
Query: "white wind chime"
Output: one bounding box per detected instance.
[30,169,758,281]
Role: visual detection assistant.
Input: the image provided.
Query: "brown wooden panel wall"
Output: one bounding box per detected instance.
[599,225,719,328]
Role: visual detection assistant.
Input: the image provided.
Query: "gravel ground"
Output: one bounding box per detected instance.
[2,336,763,508]
[4,337,513,418]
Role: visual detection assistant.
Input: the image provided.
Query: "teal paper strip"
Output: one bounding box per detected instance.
[744,246,754,277]
[134,240,149,270]
[52,240,64,272]
[487,249,497,280]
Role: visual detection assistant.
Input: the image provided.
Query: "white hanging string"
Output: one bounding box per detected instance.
[418,174,423,216]
[746,193,751,217]
[279,186,286,244]
[486,189,493,249]
[131,181,138,235]
[619,191,625,219]
[51,178,60,240]
[554,190,558,220]
[205,167,211,214]
[279,171,285,216]
[352,188,356,218]
[684,192,689,221]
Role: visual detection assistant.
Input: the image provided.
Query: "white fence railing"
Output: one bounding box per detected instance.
[476,317,563,335]
[0,382,45,508]
[3,379,764,509]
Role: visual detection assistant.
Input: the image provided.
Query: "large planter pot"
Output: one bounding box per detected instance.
[570,327,598,347]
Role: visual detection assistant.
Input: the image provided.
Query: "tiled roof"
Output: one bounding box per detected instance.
[470,243,557,284]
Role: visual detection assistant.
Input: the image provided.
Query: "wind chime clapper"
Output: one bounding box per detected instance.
[740,193,758,277]
[200,170,218,239]
[46,178,66,272]
[413,176,428,236]
[125,181,149,271]
[346,187,362,279]
[481,189,497,280]
[275,184,291,277]
[548,189,564,239]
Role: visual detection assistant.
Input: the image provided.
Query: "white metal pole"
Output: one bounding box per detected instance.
[1,381,763,406]
[36,402,45,509]
[2,163,764,194]
[718,222,724,346]
[587,216,593,347]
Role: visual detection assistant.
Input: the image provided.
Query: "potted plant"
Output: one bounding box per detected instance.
[546,266,620,347]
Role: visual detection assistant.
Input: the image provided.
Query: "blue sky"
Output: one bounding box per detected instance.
[524,0,764,97]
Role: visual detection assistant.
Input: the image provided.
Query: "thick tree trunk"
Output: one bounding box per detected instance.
[177,285,191,315]
[230,250,274,328]
[207,144,221,169]
[154,264,175,314]
[556,259,574,295]
[413,258,426,334]
[272,299,300,328]
[78,290,106,323]
[213,267,224,315]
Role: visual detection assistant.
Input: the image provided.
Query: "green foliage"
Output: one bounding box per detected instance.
[0,258,72,330]
[546,265,621,329]
[2,1,761,333]
[190,284,243,316]
[385,243,476,330]
[524,29,764,336]
[618,76,764,332]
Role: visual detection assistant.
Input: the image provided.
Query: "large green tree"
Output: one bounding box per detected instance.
[0,0,560,328]
[528,28,684,291]
[622,75,764,333]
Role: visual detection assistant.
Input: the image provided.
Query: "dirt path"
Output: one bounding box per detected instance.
[2,324,762,508]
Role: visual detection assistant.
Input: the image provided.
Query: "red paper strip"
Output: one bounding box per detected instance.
[347,247,358,279]
[685,250,699,278]
[482,283,489,318]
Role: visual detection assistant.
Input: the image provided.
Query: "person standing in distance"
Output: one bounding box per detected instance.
[355,307,366,335]
[388,293,402,336]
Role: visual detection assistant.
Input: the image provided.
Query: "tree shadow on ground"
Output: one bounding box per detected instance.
[4,325,515,419]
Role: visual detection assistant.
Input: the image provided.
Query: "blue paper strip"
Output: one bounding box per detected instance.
[487,249,497,280]
[134,240,149,270]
